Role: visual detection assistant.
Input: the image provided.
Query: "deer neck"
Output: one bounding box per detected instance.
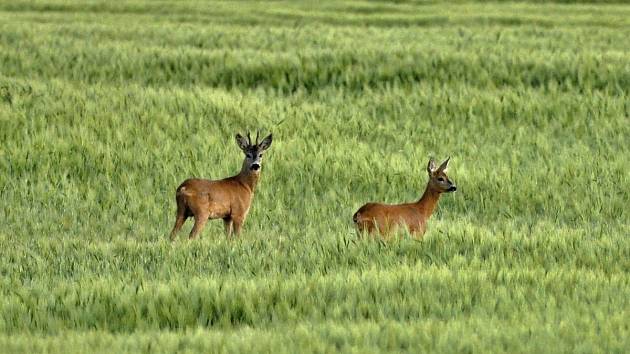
[237,163,260,193]
[414,184,441,219]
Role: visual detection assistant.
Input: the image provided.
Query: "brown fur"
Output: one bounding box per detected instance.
[169,132,272,240]
[353,157,456,239]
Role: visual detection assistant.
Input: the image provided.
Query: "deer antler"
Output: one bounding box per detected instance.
[246,132,252,146]
[255,130,260,146]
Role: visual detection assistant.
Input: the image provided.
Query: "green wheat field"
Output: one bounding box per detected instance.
[1,0,629,353]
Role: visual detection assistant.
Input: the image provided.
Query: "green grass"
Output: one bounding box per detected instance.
[1,0,629,353]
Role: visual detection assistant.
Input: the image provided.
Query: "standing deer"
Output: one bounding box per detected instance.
[169,131,273,240]
[353,157,456,238]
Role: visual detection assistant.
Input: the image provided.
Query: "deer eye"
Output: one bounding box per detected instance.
[437,177,445,182]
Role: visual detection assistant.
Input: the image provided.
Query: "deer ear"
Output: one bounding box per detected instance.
[235,134,249,151]
[427,158,437,174]
[258,134,273,151]
[438,157,451,172]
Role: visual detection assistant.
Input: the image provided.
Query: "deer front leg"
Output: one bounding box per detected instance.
[223,217,233,237]
[231,216,244,236]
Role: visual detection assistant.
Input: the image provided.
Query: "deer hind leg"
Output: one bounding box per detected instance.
[358,219,390,239]
[353,213,377,236]
[169,213,187,241]
[169,198,189,241]
[188,212,210,240]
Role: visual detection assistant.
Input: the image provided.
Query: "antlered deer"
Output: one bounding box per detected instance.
[353,157,456,238]
[169,132,272,240]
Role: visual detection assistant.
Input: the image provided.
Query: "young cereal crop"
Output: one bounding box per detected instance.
[0,0,629,353]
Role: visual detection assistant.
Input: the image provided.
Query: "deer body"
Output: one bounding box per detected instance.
[353,158,456,239]
[169,132,272,240]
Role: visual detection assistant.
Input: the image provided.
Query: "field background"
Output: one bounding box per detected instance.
[1,0,629,352]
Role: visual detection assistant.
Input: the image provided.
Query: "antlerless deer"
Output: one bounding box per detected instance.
[353,157,456,238]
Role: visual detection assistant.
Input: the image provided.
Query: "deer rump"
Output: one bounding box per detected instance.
[175,178,236,219]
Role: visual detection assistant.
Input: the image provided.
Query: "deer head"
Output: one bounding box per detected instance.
[427,157,456,193]
[235,131,273,172]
